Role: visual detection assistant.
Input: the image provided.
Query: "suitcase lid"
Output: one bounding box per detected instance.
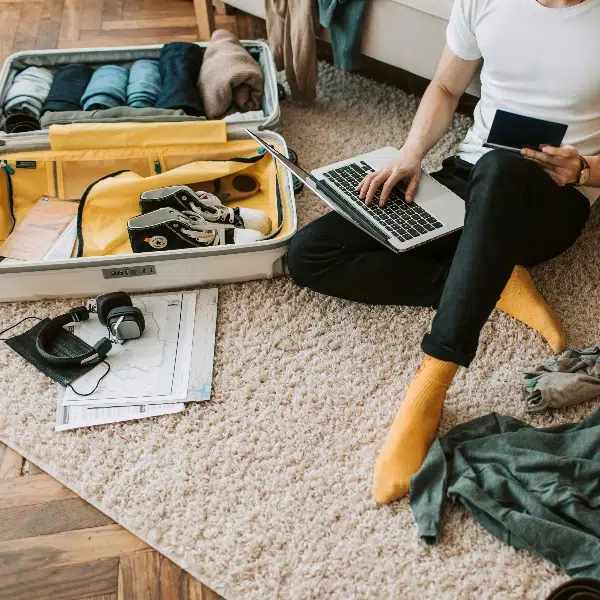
[0,41,281,153]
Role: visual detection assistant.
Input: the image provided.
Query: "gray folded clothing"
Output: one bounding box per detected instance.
[40,107,203,129]
[523,346,600,412]
[4,67,54,119]
[198,29,264,119]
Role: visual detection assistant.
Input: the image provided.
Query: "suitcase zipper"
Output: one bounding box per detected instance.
[0,160,16,234]
[0,160,15,175]
[0,132,51,152]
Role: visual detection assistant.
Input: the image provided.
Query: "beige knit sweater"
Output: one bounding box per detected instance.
[198,29,265,119]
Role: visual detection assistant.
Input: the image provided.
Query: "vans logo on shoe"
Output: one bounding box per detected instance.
[145,235,168,249]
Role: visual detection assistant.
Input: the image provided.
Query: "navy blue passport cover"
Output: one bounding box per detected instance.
[484,110,568,152]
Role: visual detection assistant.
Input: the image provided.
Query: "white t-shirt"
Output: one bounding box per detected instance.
[447,0,600,203]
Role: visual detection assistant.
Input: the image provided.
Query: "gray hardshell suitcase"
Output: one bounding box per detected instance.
[0,43,297,303]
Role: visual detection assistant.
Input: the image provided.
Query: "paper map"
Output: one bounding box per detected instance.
[63,292,195,404]
[55,289,218,430]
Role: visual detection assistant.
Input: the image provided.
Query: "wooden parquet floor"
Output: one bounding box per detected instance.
[0,3,265,597]
[0,441,224,600]
[0,0,267,64]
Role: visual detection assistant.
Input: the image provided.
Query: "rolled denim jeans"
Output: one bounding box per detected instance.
[81,65,129,111]
[127,60,161,108]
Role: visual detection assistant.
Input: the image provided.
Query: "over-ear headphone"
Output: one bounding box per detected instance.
[95,292,145,342]
[36,291,145,367]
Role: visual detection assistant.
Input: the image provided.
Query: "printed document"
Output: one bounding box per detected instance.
[54,289,218,429]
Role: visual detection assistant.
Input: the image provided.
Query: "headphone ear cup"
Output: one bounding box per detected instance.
[132,306,146,335]
[127,307,145,335]
[107,306,145,340]
[93,337,113,359]
[96,292,133,326]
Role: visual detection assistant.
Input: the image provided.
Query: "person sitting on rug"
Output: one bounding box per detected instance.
[285,0,600,504]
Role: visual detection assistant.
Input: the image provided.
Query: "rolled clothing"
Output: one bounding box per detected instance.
[81,65,129,111]
[4,110,41,133]
[127,59,161,108]
[155,42,204,116]
[523,347,600,412]
[3,66,54,118]
[43,64,93,113]
[199,29,264,119]
[40,107,200,129]
[545,579,600,600]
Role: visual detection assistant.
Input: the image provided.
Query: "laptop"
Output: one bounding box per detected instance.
[246,130,465,253]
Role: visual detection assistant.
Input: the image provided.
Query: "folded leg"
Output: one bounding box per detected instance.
[287,158,471,306]
[422,150,590,367]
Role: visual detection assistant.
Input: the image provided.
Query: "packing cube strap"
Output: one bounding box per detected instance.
[49,120,227,151]
[263,157,285,240]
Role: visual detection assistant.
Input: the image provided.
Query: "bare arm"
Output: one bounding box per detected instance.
[357,45,482,205]
[403,45,481,160]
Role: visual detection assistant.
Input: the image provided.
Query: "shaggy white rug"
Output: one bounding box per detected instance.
[1,62,599,600]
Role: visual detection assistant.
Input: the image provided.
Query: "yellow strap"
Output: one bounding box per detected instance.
[49,120,227,151]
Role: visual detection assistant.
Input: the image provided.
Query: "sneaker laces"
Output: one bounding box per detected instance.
[185,193,235,225]
[179,212,233,246]
[193,190,221,205]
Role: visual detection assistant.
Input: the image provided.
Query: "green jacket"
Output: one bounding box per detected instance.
[410,409,600,578]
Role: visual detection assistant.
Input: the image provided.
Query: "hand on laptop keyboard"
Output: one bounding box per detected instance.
[356,148,423,206]
[323,162,444,242]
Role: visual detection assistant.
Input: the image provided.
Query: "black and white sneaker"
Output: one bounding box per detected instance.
[140,186,272,235]
[127,207,265,253]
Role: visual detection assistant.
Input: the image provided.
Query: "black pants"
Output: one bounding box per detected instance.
[287,150,591,367]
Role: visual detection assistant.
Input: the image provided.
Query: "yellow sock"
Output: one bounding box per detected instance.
[372,356,459,504]
[495,266,566,353]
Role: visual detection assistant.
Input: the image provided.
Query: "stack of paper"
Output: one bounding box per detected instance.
[55,289,218,431]
[0,197,79,265]
[1,216,78,265]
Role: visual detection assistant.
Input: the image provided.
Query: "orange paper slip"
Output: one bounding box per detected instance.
[0,197,79,261]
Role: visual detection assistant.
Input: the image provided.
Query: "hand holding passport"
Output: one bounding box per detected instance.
[484,110,568,153]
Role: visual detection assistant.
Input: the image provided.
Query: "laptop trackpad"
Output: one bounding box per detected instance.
[414,174,447,202]
[415,175,464,224]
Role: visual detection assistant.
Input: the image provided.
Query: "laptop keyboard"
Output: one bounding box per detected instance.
[323,162,444,242]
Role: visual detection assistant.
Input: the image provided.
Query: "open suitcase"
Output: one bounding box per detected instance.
[0,44,297,303]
